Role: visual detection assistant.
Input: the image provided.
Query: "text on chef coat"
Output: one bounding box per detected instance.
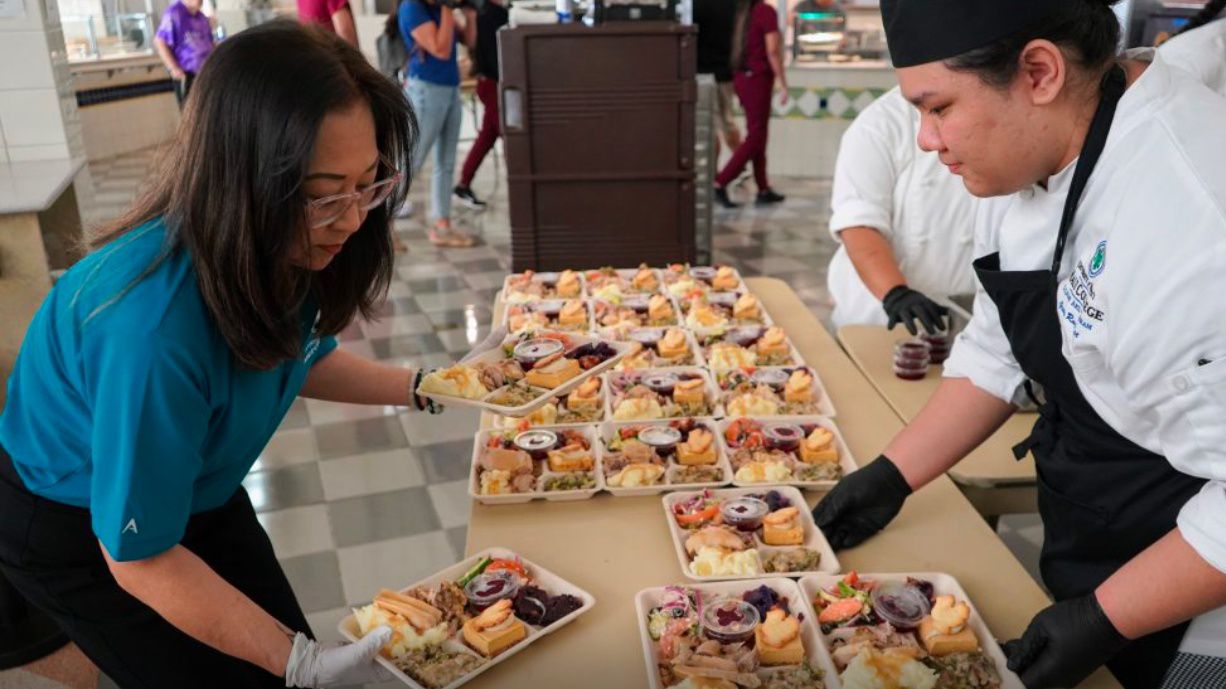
[1058,242,1107,338]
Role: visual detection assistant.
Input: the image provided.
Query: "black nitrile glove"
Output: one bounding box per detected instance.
[811,455,912,550]
[1002,594,1128,689]
[882,285,948,336]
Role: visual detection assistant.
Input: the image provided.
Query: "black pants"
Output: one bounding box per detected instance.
[174,71,195,108]
[0,448,312,688]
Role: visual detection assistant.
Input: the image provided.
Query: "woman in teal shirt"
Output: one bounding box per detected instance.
[0,21,492,688]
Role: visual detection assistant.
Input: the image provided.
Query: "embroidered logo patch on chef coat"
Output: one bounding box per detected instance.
[1059,243,1108,339]
[1088,240,1107,278]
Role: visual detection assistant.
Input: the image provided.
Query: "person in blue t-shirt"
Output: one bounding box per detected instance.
[0,21,499,688]
[398,0,478,247]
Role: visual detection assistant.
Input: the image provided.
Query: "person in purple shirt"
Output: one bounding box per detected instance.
[154,0,215,107]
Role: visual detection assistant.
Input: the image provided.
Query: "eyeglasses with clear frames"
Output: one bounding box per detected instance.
[305,169,403,229]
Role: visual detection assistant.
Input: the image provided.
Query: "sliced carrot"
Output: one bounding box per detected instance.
[818,598,862,624]
[675,504,718,526]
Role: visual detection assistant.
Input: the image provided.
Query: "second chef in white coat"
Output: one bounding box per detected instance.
[815,0,1226,687]
[826,86,989,334]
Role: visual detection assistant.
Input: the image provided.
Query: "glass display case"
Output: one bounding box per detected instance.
[62,0,157,62]
[783,0,887,65]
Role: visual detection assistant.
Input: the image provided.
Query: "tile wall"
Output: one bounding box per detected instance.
[0,0,83,164]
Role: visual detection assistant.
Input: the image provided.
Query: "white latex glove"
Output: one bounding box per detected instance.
[284,626,393,688]
[459,325,509,364]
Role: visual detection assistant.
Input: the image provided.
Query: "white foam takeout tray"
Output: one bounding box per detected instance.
[663,486,840,582]
[501,299,593,336]
[469,424,604,505]
[583,267,665,300]
[677,289,775,330]
[716,365,838,419]
[661,264,748,297]
[588,290,686,331]
[717,415,858,492]
[416,331,632,418]
[598,418,733,497]
[606,366,724,423]
[699,326,807,373]
[634,577,839,689]
[797,572,1025,689]
[501,271,586,304]
[600,327,707,371]
[339,547,596,689]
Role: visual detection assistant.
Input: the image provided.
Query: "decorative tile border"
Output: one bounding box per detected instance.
[731,86,888,120]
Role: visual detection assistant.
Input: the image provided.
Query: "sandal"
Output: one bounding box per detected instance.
[428,229,476,248]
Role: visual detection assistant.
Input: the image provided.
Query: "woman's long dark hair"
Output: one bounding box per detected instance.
[92,20,417,370]
[730,0,760,72]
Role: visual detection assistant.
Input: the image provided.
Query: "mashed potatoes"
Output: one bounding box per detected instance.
[707,344,757,371]
[592,284,623,302]
[840,649,938,689]
[667,278,699,297]
[726,393,780,418]
[353,603,448,659]
[735,461,793,484]
[612,397,664,421]
[479,469,513,495]
[689,546,764,577]
[419,365,487,400]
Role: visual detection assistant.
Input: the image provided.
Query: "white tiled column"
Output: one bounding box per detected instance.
[0,0,84,165]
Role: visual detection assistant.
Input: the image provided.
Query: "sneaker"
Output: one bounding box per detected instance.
[714,186,741,209]
[756,188,786,205]
[453,185,487,210]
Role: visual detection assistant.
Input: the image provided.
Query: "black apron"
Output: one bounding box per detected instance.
[972,66,1208,689]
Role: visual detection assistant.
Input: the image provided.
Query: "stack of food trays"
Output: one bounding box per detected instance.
[471,265,853,502]
[634,573,1022,689]
[340,547,594,689]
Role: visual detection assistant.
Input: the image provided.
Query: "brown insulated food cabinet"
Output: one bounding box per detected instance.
[499,23,698,271]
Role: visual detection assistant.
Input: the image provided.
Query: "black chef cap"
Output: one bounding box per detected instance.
[882,0,1067,68]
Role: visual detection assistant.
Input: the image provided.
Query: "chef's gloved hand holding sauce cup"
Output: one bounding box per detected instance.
[0,20,469,688]
[814,0,1226,687]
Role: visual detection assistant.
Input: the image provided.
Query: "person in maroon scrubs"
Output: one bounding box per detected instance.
[713,0,788,209]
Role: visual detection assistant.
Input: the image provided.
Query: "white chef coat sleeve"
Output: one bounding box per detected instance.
[828,91,904,242]
[941,198,1026,404]
[1102,201,1226,573]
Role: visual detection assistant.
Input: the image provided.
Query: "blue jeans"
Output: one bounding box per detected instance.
[406,78,462,222]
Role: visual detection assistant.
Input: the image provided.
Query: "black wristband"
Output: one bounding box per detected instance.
[411,368,426,411]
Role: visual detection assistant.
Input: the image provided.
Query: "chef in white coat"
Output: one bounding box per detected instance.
[826,86,984,335]
[813,1,1226,687]
[1159,0,1226,96]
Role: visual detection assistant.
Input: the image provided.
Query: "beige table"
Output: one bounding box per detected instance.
[463,278,1118,689]
[838,325,1038,520]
